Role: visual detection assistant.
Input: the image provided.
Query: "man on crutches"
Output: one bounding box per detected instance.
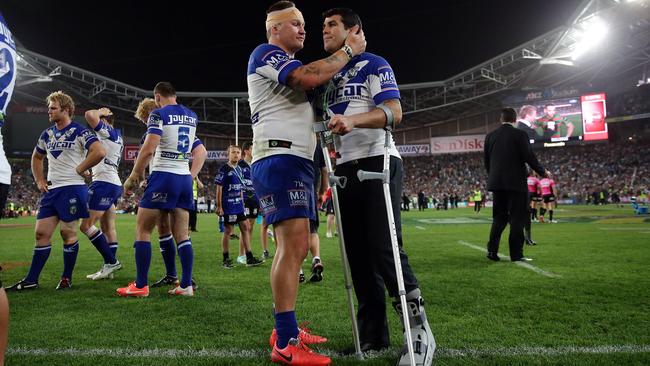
[321,8,436,365]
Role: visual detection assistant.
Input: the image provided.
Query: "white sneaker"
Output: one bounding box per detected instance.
[326,232,333,238]
[86,269,102,279]
[91,261,122,280]
[550,220,558,223]
[236,255,246,265]
[168,285,194,296]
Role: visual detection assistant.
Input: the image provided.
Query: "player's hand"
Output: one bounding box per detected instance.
[76,167,92,179]
[36,179,49,193]
[328,114,355,135]
[98,107,113,117]
[197,179,204,189]
[124,174,143,195]
[345,26,366,56]
[217,207,224,216]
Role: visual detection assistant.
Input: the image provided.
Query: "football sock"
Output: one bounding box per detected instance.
[245,251,254,260]
[549,210,554,221]
[177,239,194,288]
[275,310,299,349]
[62,242,79,280]
[223,252,230,261]
[25,245,52,283]
[109,242,118,258]
[159,234,177,277]
[88,229,116,264]
[540,208,546,216]
[134,241,152,288]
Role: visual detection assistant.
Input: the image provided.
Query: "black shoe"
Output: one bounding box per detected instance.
[511,256,533,262]
[263,250,270,260]
[529,239,537,245]
[299,271,306,283]
[309,260,324,282]
[486,252,500,261]
[360,342,389,352]
[223,259,234,269]
[151,275,179,288]
[5,278,39,291]
[246,256,263,267]
[230,233,239,240]
[191,278,198,291]
[525,238,534,246]
[56,277,72,290]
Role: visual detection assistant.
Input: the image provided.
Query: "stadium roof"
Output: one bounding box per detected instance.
[12,0,650,140]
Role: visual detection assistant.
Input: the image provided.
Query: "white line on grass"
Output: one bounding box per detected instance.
[457,240,562,278]
[8,344,650,359]
[415,226,426,230]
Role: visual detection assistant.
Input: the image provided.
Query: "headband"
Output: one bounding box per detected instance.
[265,7,305,31]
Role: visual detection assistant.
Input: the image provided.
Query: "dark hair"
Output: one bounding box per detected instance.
[501,108,517,123]
[267,1,295,13]
[154,82,176,98]
[322,8,362,30]
[242,141,253,151]
[228,145,241,152]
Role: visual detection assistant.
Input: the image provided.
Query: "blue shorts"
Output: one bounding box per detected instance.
[252,155,315,225]
[139,171,194,211]
[37,185,89,222]
[88,181,123,211]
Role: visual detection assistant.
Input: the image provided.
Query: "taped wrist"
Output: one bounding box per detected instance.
[377,103,395,130]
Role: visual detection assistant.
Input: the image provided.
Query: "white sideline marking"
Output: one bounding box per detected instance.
[415,226,426,230]
[458,240,562,278]
[7,344,650,359]
[599,228,650,234]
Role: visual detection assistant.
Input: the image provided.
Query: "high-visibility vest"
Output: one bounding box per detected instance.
[193,180,198,200]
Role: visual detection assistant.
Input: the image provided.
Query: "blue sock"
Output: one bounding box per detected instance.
[274,311,299,349]
[109,242,118,258]
[159,234,177,277]
[88,230,116,264]
[177,239,194,288]
[134,241,152,288]
[25,245,52,283]
[62,242,79,280]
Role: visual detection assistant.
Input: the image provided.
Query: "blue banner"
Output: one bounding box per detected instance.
[0,12,17,115]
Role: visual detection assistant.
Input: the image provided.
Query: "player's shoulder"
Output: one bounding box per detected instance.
[361,52,390,65]
[237,159,249,168]
[251,43,285,58]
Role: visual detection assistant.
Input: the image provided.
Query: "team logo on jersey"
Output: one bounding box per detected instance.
[265,52,290,70]
[287,189,308,208]
[151,192,168,203]
[100,197,113,206]
[0,21,17,114]
[259,195,277,215]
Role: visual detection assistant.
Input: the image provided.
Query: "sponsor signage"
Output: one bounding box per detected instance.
[396,144,430,156]
[123,145,139,161]
[430,134,485,154]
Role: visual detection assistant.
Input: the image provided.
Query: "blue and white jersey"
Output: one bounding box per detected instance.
[146,104,198,175]
[0,13,17,185]
[237,159,257,201]
[35,122,99,189]
[247,43,316,163]
[139,132,202,174]
[215,163,245,215]
[91,120,123,186]
[325,53,401,164]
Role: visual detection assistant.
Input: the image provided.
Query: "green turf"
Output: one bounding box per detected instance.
[1,205,649,365]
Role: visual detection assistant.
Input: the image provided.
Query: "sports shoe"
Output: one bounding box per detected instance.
[299,271,305,283]
[246,256,264,267]
[116,282,149,297]
[309,259,324,282]
[550,219,558,223]
[269,326,328,348]
[151,274,179,288]
[56,277,72,290]
[237,255,247,265]
[4,279,39,291]
[486,252,500,261]
[511,256,533,262]
[168,285,194,296]
[223,258,234,269]
[90,261,122,280]
[230,233,240,240]
[86,269,103,279]
[325,232,333,238]
[271,338,331,365]
[263,250,270,260]
[191,278,198,291]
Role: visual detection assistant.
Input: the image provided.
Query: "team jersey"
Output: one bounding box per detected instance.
[247,43,316,163]
[237,159,257,201]
[536,113,569,138]
[35,121,98,189]
[215,163,245,215]
[139,133,203,174]
[527,176,540,194]
[146,104,198,175]
[91,120,123,186]
[540,178,556,196]
[324,53,401,164]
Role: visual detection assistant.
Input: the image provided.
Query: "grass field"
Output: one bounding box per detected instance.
[1,205,649,365]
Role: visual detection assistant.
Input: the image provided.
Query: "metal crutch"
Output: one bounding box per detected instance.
[313,121,363,360]
[356,125,416,366]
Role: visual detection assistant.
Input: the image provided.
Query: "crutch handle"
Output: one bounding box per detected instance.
[357,169,389,184]
[329,173,347,189]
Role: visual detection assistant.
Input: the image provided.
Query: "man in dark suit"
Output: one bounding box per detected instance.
[484,108,549,262]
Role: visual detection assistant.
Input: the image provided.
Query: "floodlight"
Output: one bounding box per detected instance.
[571,17,608,60]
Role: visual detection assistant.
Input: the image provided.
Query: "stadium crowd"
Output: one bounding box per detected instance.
[3,140,649,218]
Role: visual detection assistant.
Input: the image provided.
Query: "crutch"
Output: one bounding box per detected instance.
[313,121,363,360]
[356,120,416,366]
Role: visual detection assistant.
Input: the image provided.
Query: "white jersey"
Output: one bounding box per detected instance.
[0,121,9,185]
[91,120,123,186]
[247,43,316,163]
[146,104,198,175]
[325,53,401,164]
[35,121,99,189]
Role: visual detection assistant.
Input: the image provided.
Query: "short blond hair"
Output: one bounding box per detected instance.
[134,98,157,122]
[46,91,75,117]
